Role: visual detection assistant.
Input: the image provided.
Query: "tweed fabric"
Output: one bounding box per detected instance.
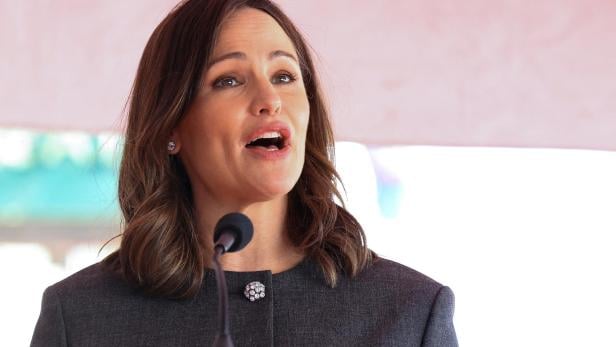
[31,257,457,346]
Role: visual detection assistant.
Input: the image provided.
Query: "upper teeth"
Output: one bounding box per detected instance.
[251,131,281,142]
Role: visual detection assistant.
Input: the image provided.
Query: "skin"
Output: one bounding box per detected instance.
[171,8,309,272]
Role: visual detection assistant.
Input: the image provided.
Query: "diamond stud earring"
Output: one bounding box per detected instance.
[167,140,176,152]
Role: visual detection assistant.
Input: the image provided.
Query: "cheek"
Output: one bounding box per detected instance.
[182,100,236,149]
[291,95,310,139]
[299,108,310,146]
[182,117,213,151]
[294,113,309,174]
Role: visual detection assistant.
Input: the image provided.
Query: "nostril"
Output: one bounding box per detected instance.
[259,106,280,116]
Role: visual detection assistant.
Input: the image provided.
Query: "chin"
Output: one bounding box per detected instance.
[249,175,299,203]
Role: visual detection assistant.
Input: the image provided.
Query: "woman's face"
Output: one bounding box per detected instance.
[174,8,310,206]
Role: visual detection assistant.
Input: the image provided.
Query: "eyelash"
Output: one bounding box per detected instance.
[212,72,298,89]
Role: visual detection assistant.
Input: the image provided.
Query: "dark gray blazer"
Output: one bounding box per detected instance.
[31,257,458,346]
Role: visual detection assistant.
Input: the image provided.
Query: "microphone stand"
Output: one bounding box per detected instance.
[210,212,253,347]
[212,245,233,347]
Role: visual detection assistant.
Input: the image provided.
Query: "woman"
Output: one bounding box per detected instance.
[32,0,458,346]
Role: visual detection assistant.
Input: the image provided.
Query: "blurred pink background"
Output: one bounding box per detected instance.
[2,0,615,150]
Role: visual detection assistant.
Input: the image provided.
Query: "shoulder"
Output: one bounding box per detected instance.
[32,262,137,346]
[362,257,458,345]
[326,256,457,345]
[336,255,454,312]
[45,262,133,300]
[356,256,445,292]
[354,256,456,320]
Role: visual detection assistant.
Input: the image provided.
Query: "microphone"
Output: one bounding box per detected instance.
[213,212,253,253]
[211,212,254,347]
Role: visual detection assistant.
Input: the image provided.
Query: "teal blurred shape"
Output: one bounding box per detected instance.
[0,130,120,223]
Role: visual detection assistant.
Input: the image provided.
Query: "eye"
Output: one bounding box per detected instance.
[272,72,298,84]
[213,76,241,89]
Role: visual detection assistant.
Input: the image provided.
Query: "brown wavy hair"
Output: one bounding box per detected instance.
[104,0,375,299]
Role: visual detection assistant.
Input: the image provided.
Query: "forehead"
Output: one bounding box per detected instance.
[212,7,296,56]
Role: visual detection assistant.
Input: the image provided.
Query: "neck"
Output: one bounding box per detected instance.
[195,192,305,273]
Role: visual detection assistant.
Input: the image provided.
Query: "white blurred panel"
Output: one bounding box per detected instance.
[334,142,383,235]
[0,244,64,345]
[339,145,616,347]
[0,242,113,346]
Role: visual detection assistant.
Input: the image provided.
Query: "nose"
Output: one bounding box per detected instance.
[250,78,282,117]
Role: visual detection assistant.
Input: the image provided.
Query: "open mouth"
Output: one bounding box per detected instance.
[245,131,288,151]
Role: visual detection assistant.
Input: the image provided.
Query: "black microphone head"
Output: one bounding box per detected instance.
[213,212,254,253]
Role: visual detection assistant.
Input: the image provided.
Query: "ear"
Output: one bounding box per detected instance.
[167,129,182,155]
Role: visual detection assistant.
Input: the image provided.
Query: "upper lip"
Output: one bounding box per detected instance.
[244,121,292,147]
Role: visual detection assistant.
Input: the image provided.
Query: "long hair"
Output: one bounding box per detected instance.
[104,0,375,299]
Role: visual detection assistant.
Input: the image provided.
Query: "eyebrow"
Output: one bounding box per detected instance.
[207,50,298,68]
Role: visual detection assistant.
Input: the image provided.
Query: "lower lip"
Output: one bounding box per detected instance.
[245,144,291,160]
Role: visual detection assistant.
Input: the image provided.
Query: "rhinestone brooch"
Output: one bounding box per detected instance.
[244,281,266,302]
